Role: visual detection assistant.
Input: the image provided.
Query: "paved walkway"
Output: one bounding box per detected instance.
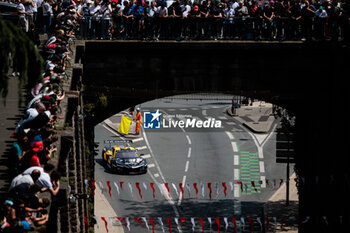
[94,185,124,233]
[0,75,25,199]
[104,111,142,139]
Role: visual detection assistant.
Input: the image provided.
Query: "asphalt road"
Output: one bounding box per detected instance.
[94,95,290,233]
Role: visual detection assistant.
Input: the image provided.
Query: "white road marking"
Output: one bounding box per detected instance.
[202,109,207,116]
[231,142,239,152]
[180,108,187,111]
[148,163,155,168]
[234,155,239,166]
[135,146,147,150]
[191,108,199,110]
[260,175,266,188]
[226,122,236,125]
[187,147,191,158]
[185,161,189,172]
[234,169,239,180]
[186,135,192,145]
[168,109,176,111]
[259,161,265,173]
[132,137,144,143]
[234,184,240,197]
[225,131,234,140]
[141,128,180,217]
[142,154,151,159]
[101,123,120,137]
[218,116,227,120]
[178,175,187,205]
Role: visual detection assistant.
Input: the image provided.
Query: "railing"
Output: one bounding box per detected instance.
[74,15,343,41]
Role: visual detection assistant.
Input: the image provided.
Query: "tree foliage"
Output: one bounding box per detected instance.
[0,18,43,98]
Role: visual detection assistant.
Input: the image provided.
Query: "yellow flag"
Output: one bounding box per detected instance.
[118,115,132,135]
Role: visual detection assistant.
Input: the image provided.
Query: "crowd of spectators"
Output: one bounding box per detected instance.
[0,4,77,231]
[3,0,350,42]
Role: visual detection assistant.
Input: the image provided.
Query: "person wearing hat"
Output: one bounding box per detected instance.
[133,107,142,135]
[314,5,327,40]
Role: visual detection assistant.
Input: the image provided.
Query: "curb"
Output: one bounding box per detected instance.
[104,117,142,139]
[94,185,124,233]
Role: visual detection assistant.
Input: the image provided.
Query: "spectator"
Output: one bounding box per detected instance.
[42,0,52,33]
[314,5,328,40]
[18,0,29,32]
[9,170,41,191]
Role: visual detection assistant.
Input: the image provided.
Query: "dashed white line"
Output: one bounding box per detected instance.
[148,163,155,168]
[234,169,240,180]
[185,161,189,172]
[225,131,234,140]
[234,184,240,197]
[136,146,147,150]
[202,109,207,116]
[186,135,192,145]
[154,173,159,177]
[142,154,151,159]
[187,147,191,158]
[259,161,265,173]
[234,155,239,166]
[226,122,236,125]
[231,142,239,152]
[260,175,266,188]
[178,175,187,205]
[218,116,227,120]
[132,137,144,143]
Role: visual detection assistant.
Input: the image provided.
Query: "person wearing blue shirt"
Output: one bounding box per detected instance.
[131,1,144,39]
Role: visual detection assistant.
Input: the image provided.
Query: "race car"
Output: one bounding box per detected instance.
[102,144,147,174]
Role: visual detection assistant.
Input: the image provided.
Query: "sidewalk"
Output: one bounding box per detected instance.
[103,111,142,139]
[94,185,124,233]
[227,101,275,133]
[0,75,25,199]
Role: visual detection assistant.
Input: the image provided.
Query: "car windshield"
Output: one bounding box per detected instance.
[116,151,139,158]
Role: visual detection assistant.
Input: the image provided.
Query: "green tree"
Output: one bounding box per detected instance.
[0,18,43,98]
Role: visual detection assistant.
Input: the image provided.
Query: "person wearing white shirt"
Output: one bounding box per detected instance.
[9,169,41,191]
[101,0,112,39]
[42,0,52,33]
[17,0,29,32]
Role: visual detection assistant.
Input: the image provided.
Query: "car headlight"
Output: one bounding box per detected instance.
[136,158,143,163]
[114,158,123,164]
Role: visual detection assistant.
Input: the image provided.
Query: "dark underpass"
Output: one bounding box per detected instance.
[77,41,350,232]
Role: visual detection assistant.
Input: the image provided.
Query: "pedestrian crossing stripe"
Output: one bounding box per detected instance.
[239,151,262,196]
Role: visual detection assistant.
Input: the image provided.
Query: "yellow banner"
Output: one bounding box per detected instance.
[117,115,132,135]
